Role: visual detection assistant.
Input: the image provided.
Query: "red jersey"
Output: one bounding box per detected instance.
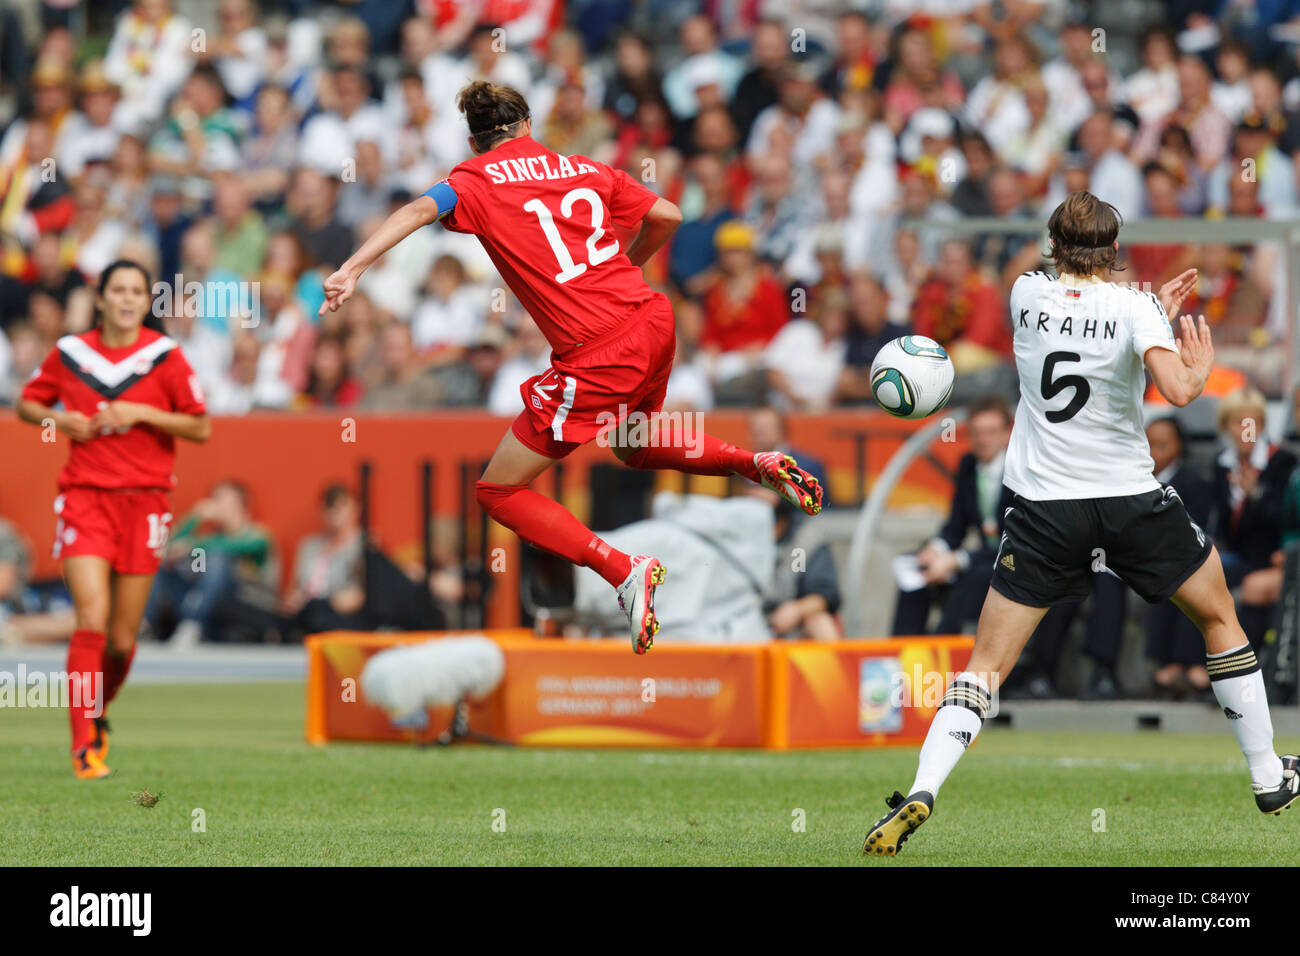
[21,327,208,491]
[439,135,660,356]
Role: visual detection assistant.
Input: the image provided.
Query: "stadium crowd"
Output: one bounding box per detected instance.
[2,0,1300,414]
[2,0,1300,694]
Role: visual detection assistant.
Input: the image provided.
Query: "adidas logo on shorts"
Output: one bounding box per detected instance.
[949,730,973,748]
[1223,707,1243,720]
[1000,553,1015,571]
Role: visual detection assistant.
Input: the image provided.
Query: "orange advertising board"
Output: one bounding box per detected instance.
[306,630,974,750]
[766,637,974,749]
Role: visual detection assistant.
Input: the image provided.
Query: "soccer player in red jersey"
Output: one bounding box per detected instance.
[322,82,823,653]
[18,260,211,779]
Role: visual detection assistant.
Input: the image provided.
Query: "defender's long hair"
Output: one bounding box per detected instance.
[1047,190,1125,277]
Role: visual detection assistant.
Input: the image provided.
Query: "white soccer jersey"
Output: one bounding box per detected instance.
[1002,271,1180,501]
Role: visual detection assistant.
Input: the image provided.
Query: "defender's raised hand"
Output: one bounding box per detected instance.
[1158,268,1198,322]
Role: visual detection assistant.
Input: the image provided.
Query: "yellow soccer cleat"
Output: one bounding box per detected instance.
[863,790,933,857]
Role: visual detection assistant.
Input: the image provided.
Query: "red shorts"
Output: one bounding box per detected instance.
[512,293,677,459]
[53,487,173,575]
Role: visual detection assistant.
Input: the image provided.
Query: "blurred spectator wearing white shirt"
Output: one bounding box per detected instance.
[103,0,194,132]
[411,255,490,354]
[488,317,552,416]
[747,61,841,174]
[57,61,123,180]
[199,0,268,108]
[298,65,390,173]
[763,287,849,412]
[1123,25,1180,126]
[662,14,744,120]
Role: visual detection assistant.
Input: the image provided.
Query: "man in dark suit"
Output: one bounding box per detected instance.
[892,396,1013,635]
[1146,416,1216,697]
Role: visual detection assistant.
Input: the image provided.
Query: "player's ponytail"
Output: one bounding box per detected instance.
[1047,190,1124,278]
[457,80,531,152]
[96,259,166,334]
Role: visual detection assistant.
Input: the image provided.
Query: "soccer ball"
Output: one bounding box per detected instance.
[869,335,956,420]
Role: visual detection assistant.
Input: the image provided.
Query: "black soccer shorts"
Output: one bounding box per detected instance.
[990,486,1213,607]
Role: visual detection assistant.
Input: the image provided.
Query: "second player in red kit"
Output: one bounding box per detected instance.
[19,260,211,779]
[322,82,823,653]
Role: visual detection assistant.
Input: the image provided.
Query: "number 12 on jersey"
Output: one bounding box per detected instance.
[524,188,620,284]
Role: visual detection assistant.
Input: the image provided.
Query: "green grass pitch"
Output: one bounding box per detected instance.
[3,682,1295,865]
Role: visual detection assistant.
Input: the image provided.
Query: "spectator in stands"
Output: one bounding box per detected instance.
[911,239,1011,373]
[211,172,268,278]
[285,167,353,272]
[670,153,739,294]
[1123,25,1180,127]
[282,484,365,640]
[541,79,614,161]
[1213,386,1300,648]
[199,0,267,110]
[146,480,273,648]
[761,488,842,641]
[103,0,195,132]
[731,18,789,143]
[698,220,790,404]
[604,32,662,124]
[241,84,297,207]
[302,333,362,408]
[148,63,242,202]
[662,13,743,120]
[1133,53,1232,174]
[747,60,841,173]
[836,272,909,406]
[1145,416,1216,699]
[763,286,848,412]
[747,406,829,501]
[893,396,1014,636]
[359,323,443,409]
[1206,113,1296,218]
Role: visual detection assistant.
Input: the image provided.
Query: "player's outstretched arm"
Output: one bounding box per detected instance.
[625,197,682,268]
[1145,314,1215,407]
[320,195,442,315]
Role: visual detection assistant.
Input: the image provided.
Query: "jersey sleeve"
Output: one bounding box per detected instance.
[19,347,63,407]
[164,348,208,415]
[603,163,659,230]
[1131,291,1178,359]
[439,167,487,235]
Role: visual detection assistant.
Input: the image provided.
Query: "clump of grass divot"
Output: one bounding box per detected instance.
[131,789,162,808]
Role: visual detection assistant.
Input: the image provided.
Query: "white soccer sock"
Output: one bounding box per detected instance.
[1208,644,1283,789]
[910,671,990,798]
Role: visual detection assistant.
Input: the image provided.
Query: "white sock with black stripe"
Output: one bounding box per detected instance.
[1208,644,1283,789]
[909,671,991,798]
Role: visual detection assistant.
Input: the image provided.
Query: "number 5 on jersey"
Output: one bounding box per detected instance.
[524,188,620,284]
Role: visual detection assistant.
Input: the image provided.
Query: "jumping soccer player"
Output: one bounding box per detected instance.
[320,81,822,653]
[866,191,1298,855]
[18,260,211,779]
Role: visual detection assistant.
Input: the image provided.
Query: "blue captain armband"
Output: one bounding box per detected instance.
[421,181,458,220]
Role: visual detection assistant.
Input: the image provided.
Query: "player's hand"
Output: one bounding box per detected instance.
[1177,314,1214,376]
[93,401,151,430]
[319,269,357,316]
[59,411,97,442]
[1158,268,1197,321]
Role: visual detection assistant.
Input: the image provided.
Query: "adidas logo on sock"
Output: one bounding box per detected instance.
[949,730,973,748]
[1223,707,1243,720]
